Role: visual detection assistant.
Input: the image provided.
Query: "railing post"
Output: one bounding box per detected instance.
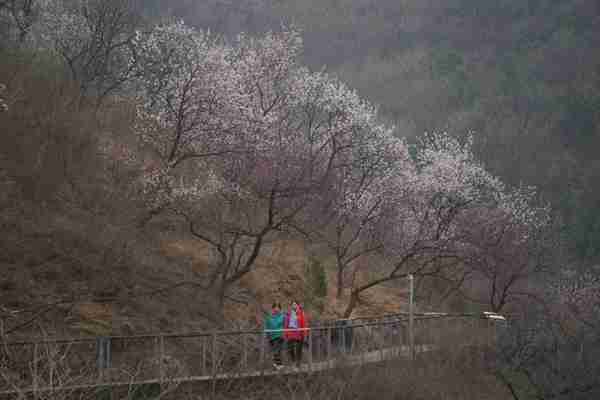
[307,328,313,371]
[437,317,443,348]
[379,324,385,362]
[348,322,354,355]
[48,343,54,393]
[106,338,112,386]
[409,274,415,361]
[32,343,38,397]
[326,326,332,368]
[313,327,320,363]
[211,332,218,396]
[159,335,165,385]
[472,317,478,347]
[153,336,159,379]
[242,334,248,371]
[202,335,207,376]
[340,322,346,356]
[360,326,368,365]
[259,331,266,374]
[392,319,398,357]
[424,319,428,344]
[211,332,218,377]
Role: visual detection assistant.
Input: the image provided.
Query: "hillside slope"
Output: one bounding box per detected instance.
[1,212,407,339]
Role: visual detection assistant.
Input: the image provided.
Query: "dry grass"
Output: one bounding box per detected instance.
[197,347,511,400]
[0,47,412,340]
[0,51,215,338]
[159,237,409,322]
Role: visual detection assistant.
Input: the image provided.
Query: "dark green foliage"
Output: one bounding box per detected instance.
[431,48,478,108]
[558,94,600,148]
[431,49,464,78]
[570,207,600,261]
[94,386,113,400]
[131,383,162,400]
[304,258,328,314]
[310,259,328,299]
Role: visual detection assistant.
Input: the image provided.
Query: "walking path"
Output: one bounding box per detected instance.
[0,344,436,396]
[1,312,504,396]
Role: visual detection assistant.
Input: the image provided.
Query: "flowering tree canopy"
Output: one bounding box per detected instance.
[340,132,551,316]
[0,83,7,111]
[54,15,551,315]
[129,23,421,307]
[7,0,142,99]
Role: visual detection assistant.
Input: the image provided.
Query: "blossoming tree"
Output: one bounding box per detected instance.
[456,184,554,312]
[302,126,412,299]
[131,23,403,309]
[34,0,141,101]
[341,132,545,317]
[126,20,557,317]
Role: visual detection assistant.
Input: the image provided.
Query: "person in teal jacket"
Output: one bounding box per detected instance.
[264,302,284,368]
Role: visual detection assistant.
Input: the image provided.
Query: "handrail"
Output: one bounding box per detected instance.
[0,312,505,395]
[1,311,507,346]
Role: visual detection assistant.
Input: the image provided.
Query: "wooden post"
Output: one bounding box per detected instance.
[409,274,415,361]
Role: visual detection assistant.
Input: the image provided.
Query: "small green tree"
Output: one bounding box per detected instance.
[305,258,328,314]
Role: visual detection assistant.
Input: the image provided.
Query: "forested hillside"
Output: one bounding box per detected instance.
[144,0,600,263]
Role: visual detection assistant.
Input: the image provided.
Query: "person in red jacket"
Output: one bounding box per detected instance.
[284,300,308,366]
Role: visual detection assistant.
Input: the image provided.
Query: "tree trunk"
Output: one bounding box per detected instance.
[216,281,227,307]
[336,262,344,299]
[205,281,227,327]
[343,291,359,318]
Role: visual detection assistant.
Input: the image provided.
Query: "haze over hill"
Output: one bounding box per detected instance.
[143,0,600,263]
[1,1,599,399]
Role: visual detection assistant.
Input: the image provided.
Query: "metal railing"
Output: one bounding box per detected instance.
[0,313,506,395]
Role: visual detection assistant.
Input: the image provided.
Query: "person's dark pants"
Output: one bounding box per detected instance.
[269,337,283,365]
[288,339,303,364]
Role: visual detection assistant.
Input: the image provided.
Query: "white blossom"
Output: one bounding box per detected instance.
[0,83,7,112]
